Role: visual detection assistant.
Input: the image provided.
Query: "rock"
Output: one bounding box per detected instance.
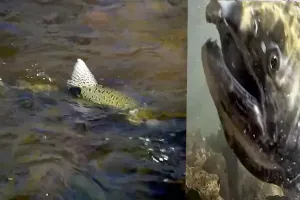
[33,0,61,5]
[186,166,223,200]
[186,131,223,200]
[186,188,204,200]
[186,130,212,168]
[202,154,229,200]
[42,12,63,24]
[265,195,289,200]
[186,129,285,200]
[167,0,183,6]
[83,10,110,29]
[186,147,209,168]
[67,35,92,45]
[202,154,226,175]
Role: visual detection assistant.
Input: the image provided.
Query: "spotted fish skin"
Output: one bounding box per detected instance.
[79,86,140,111]
[67,59,186,124]
[67,59,97,88]
[67,58,140,112]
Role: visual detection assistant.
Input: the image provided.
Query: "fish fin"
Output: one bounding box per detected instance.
[67,58,98,88]
[68,87,82,97]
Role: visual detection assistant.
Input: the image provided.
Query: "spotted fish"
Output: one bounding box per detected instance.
[67,59,186,125]
[67,59,162,124]
[67,59,141,111]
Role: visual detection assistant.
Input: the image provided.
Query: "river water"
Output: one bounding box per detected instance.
[0,0,187,199]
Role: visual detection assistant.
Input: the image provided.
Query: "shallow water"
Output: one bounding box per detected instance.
[0,0,187,199]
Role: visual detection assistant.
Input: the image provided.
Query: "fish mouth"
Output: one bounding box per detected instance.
[202,0,294,186]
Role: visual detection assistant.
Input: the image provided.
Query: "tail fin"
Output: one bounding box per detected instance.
[67,58,98,88]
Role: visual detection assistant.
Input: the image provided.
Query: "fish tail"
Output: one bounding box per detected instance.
[67,58,98,88]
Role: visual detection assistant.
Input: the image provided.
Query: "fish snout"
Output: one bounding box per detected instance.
[206,0,242,30]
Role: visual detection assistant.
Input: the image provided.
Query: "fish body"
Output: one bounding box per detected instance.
[78,85,139,111]
[67,59,140,111]
[67,59,164,124]
[67,59,186,124]
[202,0,300,198]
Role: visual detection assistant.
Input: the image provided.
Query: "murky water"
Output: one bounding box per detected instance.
[0,0,187,199]
[187,0,219,136]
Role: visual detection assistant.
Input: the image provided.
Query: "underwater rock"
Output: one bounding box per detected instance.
[202,154,225,175]
[202,154,229,200]
[186,131,223,200]
[186,147,209,168]
[186,188,204,200]
[186,166,223,200]
[42,12,63,24]
[83,10,110,29]
[167,0,183,6]
[186,131,212,168]
[186,130,284,200]
[33,0,61,5]
[15,80,58,93]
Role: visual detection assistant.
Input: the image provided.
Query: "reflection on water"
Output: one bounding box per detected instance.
[0,0,186,199]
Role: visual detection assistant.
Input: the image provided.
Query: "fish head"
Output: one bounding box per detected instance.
[202,0,300,188]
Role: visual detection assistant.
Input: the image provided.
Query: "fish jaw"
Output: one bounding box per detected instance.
[202,39,288,186]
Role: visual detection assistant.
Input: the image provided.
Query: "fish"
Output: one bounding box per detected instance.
[67,58,151,124]
[67,59,140,111]
[202,0,300,199]
[67,59,186,125]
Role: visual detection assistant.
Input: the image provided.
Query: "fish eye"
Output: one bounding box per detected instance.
[267,49,280,73]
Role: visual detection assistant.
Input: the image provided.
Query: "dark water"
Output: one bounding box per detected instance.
[0,0,187,199]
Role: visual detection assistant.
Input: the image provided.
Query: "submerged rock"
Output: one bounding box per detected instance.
[186,130,284,200]
[186,131,223,200]
[186,166,223,200]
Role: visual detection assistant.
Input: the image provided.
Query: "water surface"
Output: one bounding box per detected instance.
[0,0,187,199]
